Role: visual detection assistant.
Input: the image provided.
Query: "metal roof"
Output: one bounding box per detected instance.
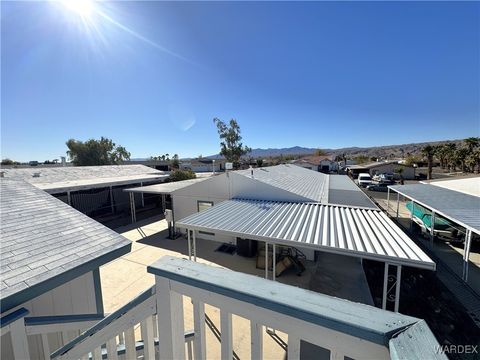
[389,184,480,234]
[124,177,209,194]
[328,175,378,209]
[0,179,131,311]
[235,165,329,203]
[426,176,480,197]
[1,165,166,193]
[177,199,435,270]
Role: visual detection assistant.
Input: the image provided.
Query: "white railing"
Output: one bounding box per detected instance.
[50,286,194,360]
[149,256,446,360]
[4,255,445,360]
[0,309,102,360]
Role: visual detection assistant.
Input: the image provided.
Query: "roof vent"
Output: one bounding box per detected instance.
[32,172,41,178]
[250,165,254,178]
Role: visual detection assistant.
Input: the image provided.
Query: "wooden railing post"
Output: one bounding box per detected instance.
[193,300,206,360]
[10,318,30,360]
[156,277,185,360]
[250,321,263,359]
[220,310,233,360]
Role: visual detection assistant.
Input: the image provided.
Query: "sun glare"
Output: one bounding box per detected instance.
[60,0,95,18]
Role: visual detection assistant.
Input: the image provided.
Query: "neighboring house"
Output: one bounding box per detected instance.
[0,179,131,359]
[346,161,415,180]
[179,158,224,173]
[1,165,168,221]
[292,155,338,173]
[127,165,378,259]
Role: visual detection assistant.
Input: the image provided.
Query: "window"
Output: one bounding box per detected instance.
[197,200,213,213]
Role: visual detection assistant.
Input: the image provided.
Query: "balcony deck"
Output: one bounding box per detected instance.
[99,215,374,359]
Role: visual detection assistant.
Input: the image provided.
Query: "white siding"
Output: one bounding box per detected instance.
[1,271,98,360]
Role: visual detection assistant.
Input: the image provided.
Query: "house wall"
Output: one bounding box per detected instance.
[1,271,100,360]
[172,173,312,250]
[368,164,415,180]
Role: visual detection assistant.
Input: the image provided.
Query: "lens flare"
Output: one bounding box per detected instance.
[60,0,94,18]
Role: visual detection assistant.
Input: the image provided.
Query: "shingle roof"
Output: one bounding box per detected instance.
[236,165,330,203]
[0,179,131,311]
[1,165,166,193]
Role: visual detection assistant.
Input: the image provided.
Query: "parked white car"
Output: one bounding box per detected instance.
[356,173,372,187]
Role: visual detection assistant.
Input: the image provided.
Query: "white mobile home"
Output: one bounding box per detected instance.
[0,179,131,360]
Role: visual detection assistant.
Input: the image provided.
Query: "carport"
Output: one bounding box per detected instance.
[124,178,208,223]
[176,198,436,312]
[388,184,480,282]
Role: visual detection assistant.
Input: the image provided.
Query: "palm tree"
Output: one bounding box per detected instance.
[444,143,457,171]
[421,145,435,180]
[464,137,480,152]
[455,148,469,172]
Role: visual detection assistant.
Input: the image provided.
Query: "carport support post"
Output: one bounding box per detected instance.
[430,211,436,248]
[140,182,145,207]
[67,191,71,206]
[463,229,472,282]
[273,244,276,282]
[161,194,166,212]
[396,192,400,219]
[409,201,415,232]
[394,265,402,312]
[382,263,389,310]
[109,186,114,214]
[386,188,390,216]
[187,229,192,261]
[193,230,197,262]
[129,192,136,223]
[265,242,269,279]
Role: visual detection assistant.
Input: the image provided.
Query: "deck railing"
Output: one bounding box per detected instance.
[148,256,446,360]
[3,255,446,360]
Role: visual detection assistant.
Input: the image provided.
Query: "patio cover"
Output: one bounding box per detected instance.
[176,198,435,270]
[389,184,480,235]
[124,177,208,195]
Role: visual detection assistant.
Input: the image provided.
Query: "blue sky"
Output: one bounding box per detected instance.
[1,1,479,161]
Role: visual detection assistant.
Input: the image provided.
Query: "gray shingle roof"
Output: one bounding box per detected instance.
[0,179,131,311]
[1,165,166,193]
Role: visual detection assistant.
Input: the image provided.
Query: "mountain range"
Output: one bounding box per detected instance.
[205,139,464,159]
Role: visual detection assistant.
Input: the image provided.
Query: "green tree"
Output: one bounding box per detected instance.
[1,158,16,165]
[213,118,251,169]
[66,137,131,166]
[421,145,435,180]
[455,147,469,172]
[314,149,326,156]
[168,169,196,182]
[256,158,264,167]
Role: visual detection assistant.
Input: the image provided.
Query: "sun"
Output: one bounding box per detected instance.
[59,0,95,18]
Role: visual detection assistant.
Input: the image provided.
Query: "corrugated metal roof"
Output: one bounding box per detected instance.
[177,199,435,270]
[389,184,480,234]
[236,165,329,203]
[0,179,131,308]
[124,177,209,194]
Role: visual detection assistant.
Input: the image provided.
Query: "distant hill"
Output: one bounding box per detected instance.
[205,139,465,160]
[205,146,317,159]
